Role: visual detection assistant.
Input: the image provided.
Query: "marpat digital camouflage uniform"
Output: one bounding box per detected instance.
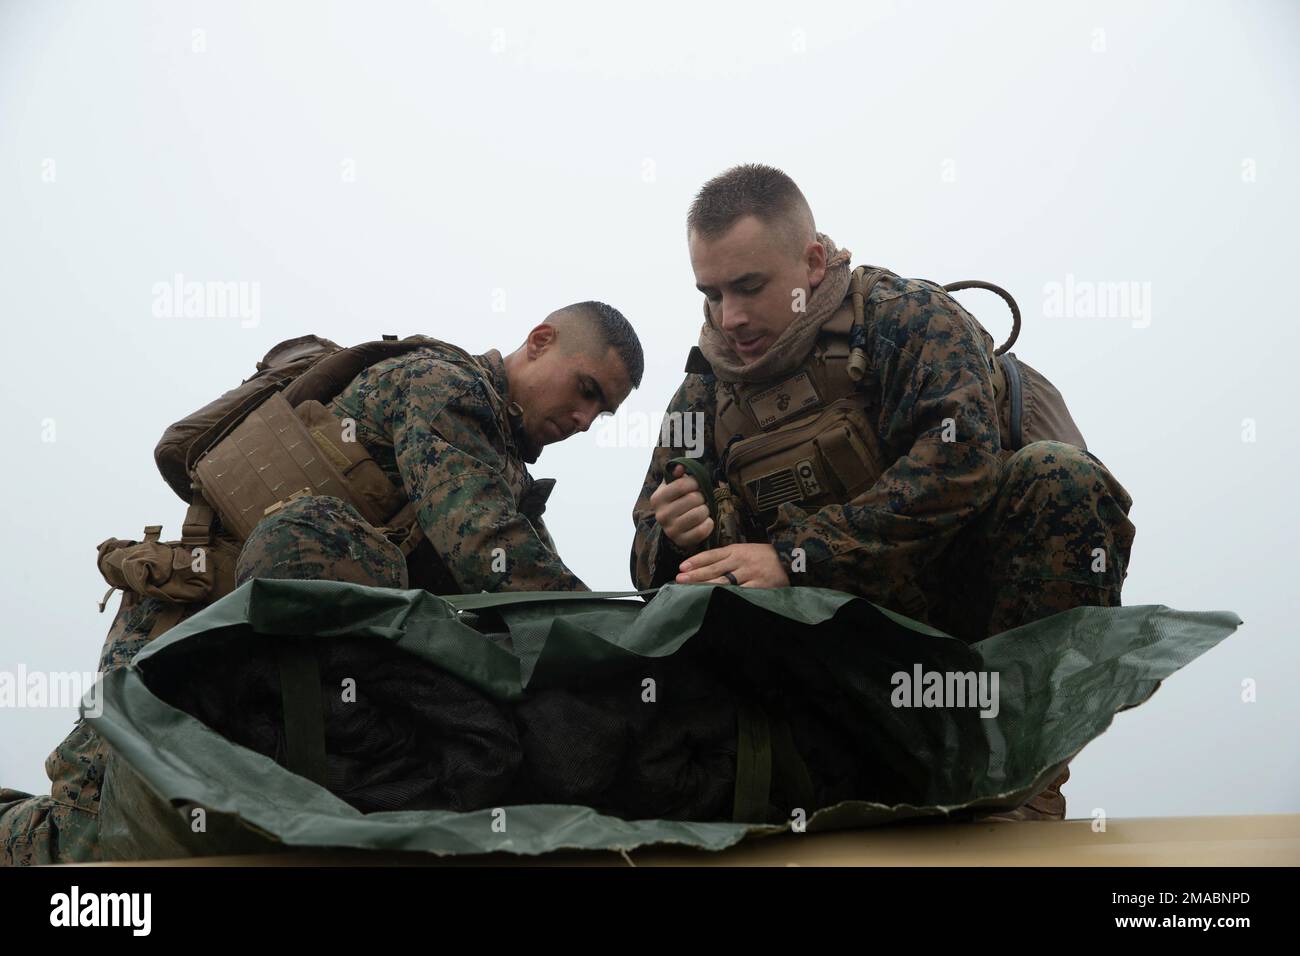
[1,341,586,864]
[631,271,1136,644]
[0,596,199,865]
[328,342,586,594]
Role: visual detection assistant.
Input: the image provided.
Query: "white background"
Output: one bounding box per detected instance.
[1,0,1296,818]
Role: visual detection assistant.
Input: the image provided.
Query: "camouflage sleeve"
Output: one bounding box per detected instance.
[389,360,588,593]
[531,514,559,555]
[629,374,720,589]
[767,287,1002,607]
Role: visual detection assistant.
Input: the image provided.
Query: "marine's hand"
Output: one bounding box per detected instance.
[651,463,714,549]
[675,543,790,588]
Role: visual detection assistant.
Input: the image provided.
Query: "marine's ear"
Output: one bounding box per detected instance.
[525,323,558,359]
[804,239,828,289]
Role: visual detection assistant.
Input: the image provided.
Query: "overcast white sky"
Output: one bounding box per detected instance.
[1,0,1296,818]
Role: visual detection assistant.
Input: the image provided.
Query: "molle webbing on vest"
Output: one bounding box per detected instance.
[195,392,359,542]
[193,389,432,562]
[189,338,507,553]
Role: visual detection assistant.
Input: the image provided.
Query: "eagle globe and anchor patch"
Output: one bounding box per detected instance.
[747,370,821,428]
[743,371,826,512]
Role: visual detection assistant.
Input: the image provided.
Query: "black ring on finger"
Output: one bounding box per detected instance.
[723,571,738,586]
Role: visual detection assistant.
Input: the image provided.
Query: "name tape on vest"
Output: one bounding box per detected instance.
[747,371,822,429]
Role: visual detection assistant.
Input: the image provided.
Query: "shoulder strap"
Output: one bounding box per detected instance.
[685,346,714,375]
[998,352,1025,449]
[281,338,429,407]
[844,265,891,382]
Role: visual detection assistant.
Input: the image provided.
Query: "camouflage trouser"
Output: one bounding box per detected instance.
[923,440,1136,644]
[924,440,1135,821]
[0,496,404,866]
[1,466,1123,860]
[0,596,196,865]
[232,495,408,590]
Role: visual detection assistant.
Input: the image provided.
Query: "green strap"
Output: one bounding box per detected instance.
[732,705,816,826]
[732,702,772,823]
[769,714,817,821]
[276,637,328,787]
[667,457,718,525]
[670,457,722,548]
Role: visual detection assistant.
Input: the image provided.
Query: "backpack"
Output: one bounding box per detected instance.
[840,268,1087,453]
[154,334,432,502]
[97,334,442,612]
[939,277,1088,453]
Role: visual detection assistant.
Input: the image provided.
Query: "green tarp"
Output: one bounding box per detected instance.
[86,580,1240,859]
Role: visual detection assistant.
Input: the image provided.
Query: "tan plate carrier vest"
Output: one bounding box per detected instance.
[97,337,512,619]
[702,266,1087,541]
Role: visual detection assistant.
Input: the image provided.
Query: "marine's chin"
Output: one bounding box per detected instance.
[520,437,542,464]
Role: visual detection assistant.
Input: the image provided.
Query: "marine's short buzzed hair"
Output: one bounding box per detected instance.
[549,300,645,388]
[687,163,816,256]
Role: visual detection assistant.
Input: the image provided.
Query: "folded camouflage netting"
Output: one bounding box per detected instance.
[85,580,1239,859]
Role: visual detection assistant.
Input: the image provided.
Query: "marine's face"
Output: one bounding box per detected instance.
[510,327,632,460]
[689,215,826,362]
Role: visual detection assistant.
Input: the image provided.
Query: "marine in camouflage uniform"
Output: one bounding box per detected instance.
[229,342,597,594]
[631,270,1136,644]
[2,313,641,864]
[630,273,1133,823]
[632,163,1135,822]
[634,269,1133,642]
[0,507,405,866]
[0,597,195,865]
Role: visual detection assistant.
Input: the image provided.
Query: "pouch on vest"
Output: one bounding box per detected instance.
[96,526,239,608]
[293,400,408,521]
[724,398,883,527]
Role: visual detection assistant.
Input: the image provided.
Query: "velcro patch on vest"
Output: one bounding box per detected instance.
[747,372,821,429]
[793,458,822,497]
[309,427,352,471]
[746,458,824,513]
[747,468,802,513]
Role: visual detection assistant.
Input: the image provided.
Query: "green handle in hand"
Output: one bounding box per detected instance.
[666,456,717,530]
